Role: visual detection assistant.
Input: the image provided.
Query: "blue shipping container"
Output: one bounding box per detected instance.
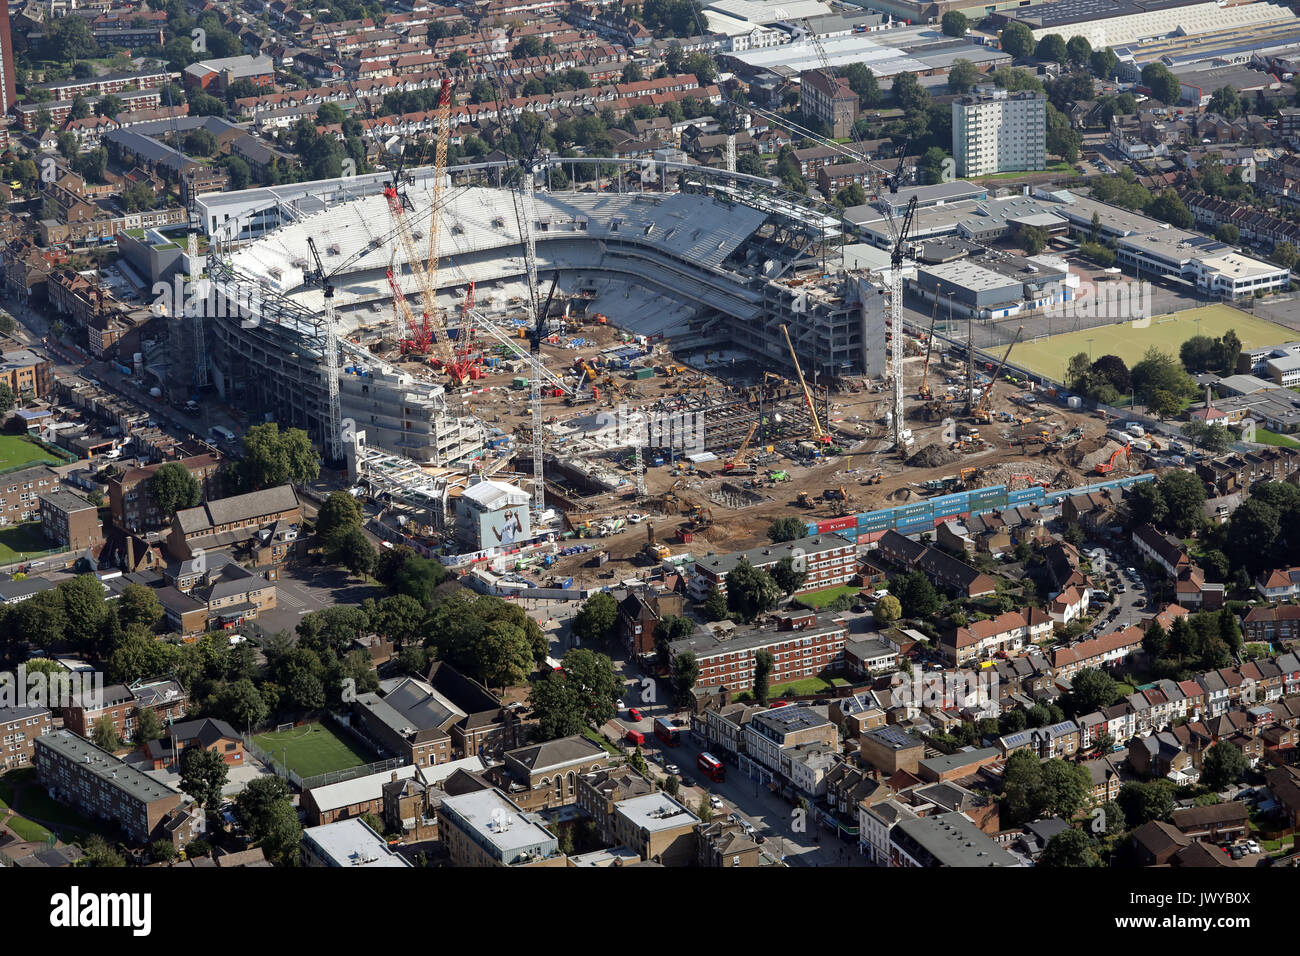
[1007,487,1044,505]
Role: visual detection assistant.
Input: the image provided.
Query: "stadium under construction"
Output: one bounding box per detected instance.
[191,157,892,475]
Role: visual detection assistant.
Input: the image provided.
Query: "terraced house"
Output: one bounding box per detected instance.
[938,607,1052,666]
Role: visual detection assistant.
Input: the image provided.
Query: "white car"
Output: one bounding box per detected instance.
[627,513,646,524]
[665,764,680,775]
[709,795,724,809]
[1244,840,1261,854]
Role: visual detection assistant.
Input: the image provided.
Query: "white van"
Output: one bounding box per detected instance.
[211,425,235,442]
[1125,422,1146,437]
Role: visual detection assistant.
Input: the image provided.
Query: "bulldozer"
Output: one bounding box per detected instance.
[796,490,815,508]
[862,471,883,485]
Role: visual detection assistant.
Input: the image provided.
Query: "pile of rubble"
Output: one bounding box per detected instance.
[905,443,962,468]
[977,461,1061,487]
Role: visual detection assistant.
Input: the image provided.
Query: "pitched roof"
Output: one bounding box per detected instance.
[175,484,298,535]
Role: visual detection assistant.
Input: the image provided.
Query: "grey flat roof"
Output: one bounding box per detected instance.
[918,746,1002,776]
[35,730,181,806]
[440,789,557,862]
[695,533,852,579]
[302,818,412,867]
[615,792,700,833]
[895,811,1019,866]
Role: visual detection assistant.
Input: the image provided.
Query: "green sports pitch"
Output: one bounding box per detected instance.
[251,723,376,778]
[1011,305,1296,383]
[0,435,63,472]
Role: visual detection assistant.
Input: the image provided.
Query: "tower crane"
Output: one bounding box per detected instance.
[887,194,920,450]
[304,236,344,464]
[423,77,453,343]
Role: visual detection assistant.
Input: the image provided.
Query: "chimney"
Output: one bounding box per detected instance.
[391,771,398,783]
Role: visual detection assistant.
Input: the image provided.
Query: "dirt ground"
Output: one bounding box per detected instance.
[498,328,1120,588]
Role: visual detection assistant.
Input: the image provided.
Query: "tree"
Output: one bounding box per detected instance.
[82,835,125,867]
[316,491,363,552]
[1090,354,1131,394]
[697,793,714,823]
[1089,47,1118,79]
[316,102,345,126]
[132,706,166,746]
[1149,188,1193,229]
[873,594,902,627]
[1035,34,1068,63]
[1207,86,1243,120]
[336,527,376,578]
[835,183,867,208]
[1141,63,1180,105]
[725,560,780,622]
[628,746,648,774]
[1182,419,1232,455]
[1157,469,1206,537]
[364,593,425,647]
[1067,352,1092,392]
[1041,827,1101,866]
[1131,347,1196,408]
[180,746,229,820]
[891,71,928,112]
[216,678,267,731]
[768,516,806,543]
[559,648,622,726]
[1201,741,1249,791]
[771,556,807,595]
[238,423,319,490]
[947,58,979,94]
[891,570,939,618]
[1040,758,1092,818]
[1142,620,1168,659]
[117,582,164,632]
[753,649,774,704]
[703,585,730,622]
[671,651,698,705]
[1066,36,1093,67]
[528,670,588,739]
[1001,749,1047,825]
[843,62,880,108]
[1000,22,1036,59]
[919,146,951,185]
[1014,222,1049,255]
[92,715,120,752]
[573,591,618,643]
[236,776,301,866]
[941,10,968,36]
[182,128,218,157]
[478,620,534,689]
[1118,780,1175,827]
[149,461,202,516]
[1214,223,1240,245]
[60,575,109,653]
[1272,241,1299,270]
[1070,668,1119,714]
[621,62,643,83]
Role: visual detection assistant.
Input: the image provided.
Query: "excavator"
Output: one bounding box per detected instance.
[642,522,671,562]
[1095,443,1131,475]
[973,326,1024,425]
[918,292,940,400]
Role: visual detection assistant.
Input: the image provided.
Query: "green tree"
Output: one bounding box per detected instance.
[941,10,968,36]
[873,594,902,627]
[82,835,125,867]
[1069,668,1119,715]
[1201,741,1248,790]
[1089,47,1118,79]
[136,706,166,744]
[891,570,939,617]
[60,574,109,653]
[891,71,928,112]
[336,527,376,578]
[116,582,164,633]
[1149,188,1193,229]
[947,58,979,94]
[703,585,730,622]
[671,651,699,705]
[315,491,363,552]
[1157,469,1206,537]
[559,647,622,726]
[767,516,807,543]
[180,746,230,820]
[753,648,774,704]
[1140,63,1180,105]
[1035,34,1068,63]
[238,423,319,490]
[726,560,781,622]
[1000,22,1036,59]
[1118,779,1175,827]
[1207,86,1243,120]
[316,102,345,126]
[1066,36,1093,67]
[771,556,807,595]
[1041,758,1092,817]
[1041,827,1101,866]
[215,677,268,731]
[842,62,881,108]
[364,593,426,647]
[149,461,202,516]
[528,670,588,739]
[573,591,618,643]
[236,776,301,866]
[92,715,121,752]
[1272,241,1299,270]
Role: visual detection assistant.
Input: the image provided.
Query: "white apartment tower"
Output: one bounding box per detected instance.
[952,87,1047,178]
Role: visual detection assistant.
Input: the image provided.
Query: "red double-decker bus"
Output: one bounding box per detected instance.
[697,752,725,782]
[654,717,680,746]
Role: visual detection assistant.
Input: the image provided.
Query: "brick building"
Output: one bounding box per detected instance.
[108,453,222,534]
[668,607,849,690]
[0,464,59,526]
[800,69,858,139]
[34,730,202,847]
[39,488,102,552]
[63,678,187,744]
[0,705,52,771]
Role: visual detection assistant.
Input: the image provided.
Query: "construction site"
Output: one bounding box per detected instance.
[185,78,1147,589]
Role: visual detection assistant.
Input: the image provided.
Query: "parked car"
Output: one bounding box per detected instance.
[628,707,644,721]
[1245,840,1261,854]
[665,764,680,775]
[709,795,724,809]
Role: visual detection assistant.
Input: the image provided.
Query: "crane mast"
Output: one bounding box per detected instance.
[306,237,343,463]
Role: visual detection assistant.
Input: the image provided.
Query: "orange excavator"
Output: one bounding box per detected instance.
[1095,443,1131,475]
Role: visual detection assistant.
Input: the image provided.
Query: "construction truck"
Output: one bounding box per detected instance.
[796,491,815,508]
[863,471,883,485]
[642,524,671,562]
